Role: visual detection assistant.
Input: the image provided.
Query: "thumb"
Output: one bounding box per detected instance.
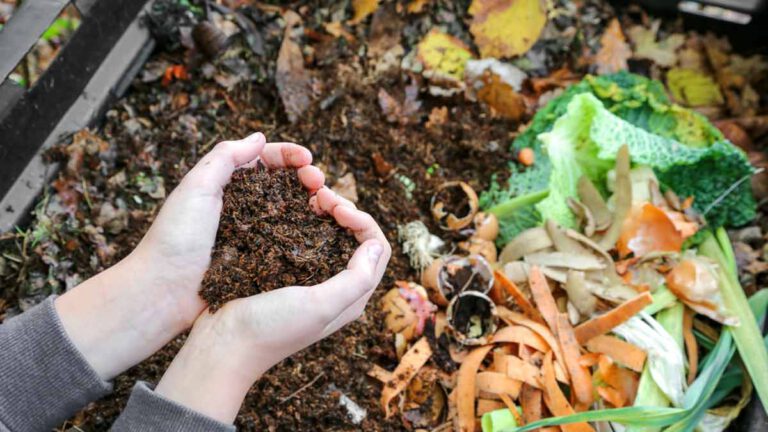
[312,239,386,320]
[179,132,266,195]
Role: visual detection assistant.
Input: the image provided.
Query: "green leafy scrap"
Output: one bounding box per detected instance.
[482,72,755,243]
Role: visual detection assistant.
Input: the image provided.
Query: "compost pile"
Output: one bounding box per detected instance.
[200,165,357,311]
[1,0,768,431]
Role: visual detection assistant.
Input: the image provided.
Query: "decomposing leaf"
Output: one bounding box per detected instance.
[378,83,422,125]
[276,11,311,123]
[628,20,685,67]
[667,68,724,107]
[425,106,449,130]
[417,30,474,85]
[469,0,547,59]
[666,257,739,325]
[331,172,358,203]
[595,19,631,75]
[349,0,380,25]
[476,72,526,120]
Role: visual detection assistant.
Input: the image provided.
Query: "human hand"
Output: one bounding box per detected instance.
[154,188,391,423]
[55,133,325,380]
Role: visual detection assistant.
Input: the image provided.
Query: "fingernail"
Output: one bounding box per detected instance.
[247,132,266,143]
[368,242,384,265]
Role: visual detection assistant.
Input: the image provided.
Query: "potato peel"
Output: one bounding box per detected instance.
[380,337,433,417]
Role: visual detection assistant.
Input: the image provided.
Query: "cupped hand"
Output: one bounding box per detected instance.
[125,133,326,327]
[154,188,391,423]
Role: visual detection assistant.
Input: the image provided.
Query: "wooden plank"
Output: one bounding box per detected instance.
[0,0,149,198]
[0,0,69,81]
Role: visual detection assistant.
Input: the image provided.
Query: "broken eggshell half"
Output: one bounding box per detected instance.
[430,181,479,230]
[446,290,498,346]
[421,254,494,306]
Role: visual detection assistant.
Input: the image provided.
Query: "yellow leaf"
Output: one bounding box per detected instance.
[469,0,547,59]
[407,0,430,13]
[667,68,724,107]
[595,19,630,75]
[349,0,380,25]
[417,30,474,83]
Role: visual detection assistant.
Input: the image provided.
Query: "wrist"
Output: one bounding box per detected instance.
[55,253,198,380]
[155,315,261,423]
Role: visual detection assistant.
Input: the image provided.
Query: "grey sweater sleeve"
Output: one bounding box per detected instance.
[111,382,236,432]
[0,297,112,432]
[0,296,235,432]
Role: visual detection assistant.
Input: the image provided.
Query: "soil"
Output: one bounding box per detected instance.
[200,165,357,311]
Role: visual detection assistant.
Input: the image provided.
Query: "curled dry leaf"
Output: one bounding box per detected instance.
[468,0,547,59]
[276,11,312,123]
[595,19,631,75]
[599,145,632,250]
[378,83,422,125]
[524,251,607,271]
[666,258,739,325]
[447,290,498,345]
[430,181,479,230]
[617,203,684,258]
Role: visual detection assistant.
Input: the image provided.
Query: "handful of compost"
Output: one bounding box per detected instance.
[200,163,357,310]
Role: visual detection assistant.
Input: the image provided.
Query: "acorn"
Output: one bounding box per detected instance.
[192,21,229,60]
[430,181,479,231]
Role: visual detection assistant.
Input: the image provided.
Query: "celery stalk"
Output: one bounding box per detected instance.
[699,228,768,415]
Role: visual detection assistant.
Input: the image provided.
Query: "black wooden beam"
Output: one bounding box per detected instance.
[0,0,149,196]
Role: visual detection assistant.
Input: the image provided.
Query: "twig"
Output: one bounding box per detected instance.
[702,168,765,216]
[279,372,325,404]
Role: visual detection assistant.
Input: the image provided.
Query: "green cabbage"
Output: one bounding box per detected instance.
[483,72,756,245]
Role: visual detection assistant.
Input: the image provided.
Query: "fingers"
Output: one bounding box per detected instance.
[260,143,312,168]
[179,132,266,195]
[297,165,325,194]
[312,239,386,321]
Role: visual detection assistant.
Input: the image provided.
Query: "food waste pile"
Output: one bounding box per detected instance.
[0,0,767,431]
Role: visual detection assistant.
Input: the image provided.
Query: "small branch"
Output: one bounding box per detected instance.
[279,372,325,404]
